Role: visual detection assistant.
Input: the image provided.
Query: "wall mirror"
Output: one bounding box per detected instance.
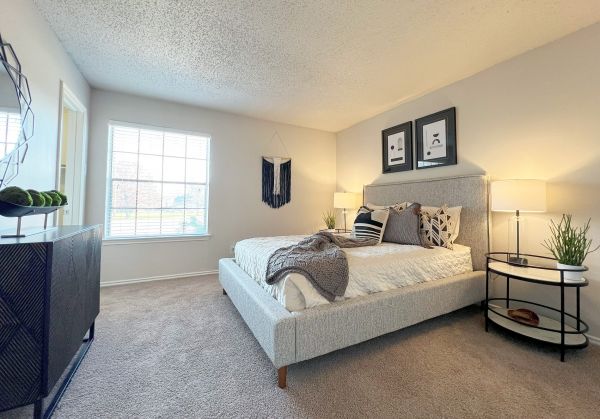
[0,33,34,189]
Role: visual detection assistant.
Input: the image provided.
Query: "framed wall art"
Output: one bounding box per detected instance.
[382,121,412,173]
[415,107,456,170]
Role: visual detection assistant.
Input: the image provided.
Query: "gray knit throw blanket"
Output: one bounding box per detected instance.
[265,232,379,302]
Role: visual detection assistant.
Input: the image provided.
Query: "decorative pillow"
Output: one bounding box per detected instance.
[424,206,461,242]
[365,202,407,211]
[383,203,429,247]
[420,205,455,249]
[352,206,389,244]
[365,203,388,210]
[391,202,409,211]
[409,203,462,243]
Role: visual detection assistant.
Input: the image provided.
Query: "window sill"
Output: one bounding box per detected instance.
[102,234,211,246]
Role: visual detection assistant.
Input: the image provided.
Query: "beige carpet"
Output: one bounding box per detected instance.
[5,275,600,418]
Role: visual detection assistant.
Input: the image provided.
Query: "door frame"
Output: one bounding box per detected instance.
[55,81,88,225]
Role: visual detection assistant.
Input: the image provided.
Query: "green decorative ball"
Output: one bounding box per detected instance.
[0,186,33,206]
[27,189,46,206]
[44,191,62,206]
[51,190,68,205]
[40,192,53,207]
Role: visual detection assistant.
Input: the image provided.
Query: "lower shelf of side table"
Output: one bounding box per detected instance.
[487,307,588,348]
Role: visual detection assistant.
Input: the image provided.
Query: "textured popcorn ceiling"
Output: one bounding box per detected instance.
[34,0,600,132]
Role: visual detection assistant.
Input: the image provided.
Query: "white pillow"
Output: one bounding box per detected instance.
[365,202,388,210]
[366,202,409,211]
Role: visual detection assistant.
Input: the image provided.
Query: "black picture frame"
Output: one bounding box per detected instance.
[416,107,456,170]
[382,121,412,173]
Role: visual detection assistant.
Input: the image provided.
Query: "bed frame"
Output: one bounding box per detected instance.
[219,174,489,388]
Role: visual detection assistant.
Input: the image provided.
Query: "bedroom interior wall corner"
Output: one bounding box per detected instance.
[99,269,219,288]
[335,23,600,338]
[0,1,90,231]
[87,89,337,284]
[588,334,600,346]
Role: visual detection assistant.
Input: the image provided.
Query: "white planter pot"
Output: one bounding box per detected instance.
[556,263,585,282]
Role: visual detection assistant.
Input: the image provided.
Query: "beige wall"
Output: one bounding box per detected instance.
[88,89,336,284]
[336,23,600,338]
[0,0,90,230]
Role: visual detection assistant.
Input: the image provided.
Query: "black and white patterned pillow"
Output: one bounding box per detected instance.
[352,206,389,244]
[420,205,461,243]
[420,205,454,249]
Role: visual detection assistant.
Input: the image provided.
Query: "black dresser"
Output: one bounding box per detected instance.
[0,225,101,418]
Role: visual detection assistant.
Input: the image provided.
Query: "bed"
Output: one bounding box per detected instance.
[219,175,489,388]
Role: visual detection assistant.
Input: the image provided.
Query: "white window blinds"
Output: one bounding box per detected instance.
[105,123,210,239]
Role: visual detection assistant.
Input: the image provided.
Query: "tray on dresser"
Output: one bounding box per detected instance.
[0,199,67,238]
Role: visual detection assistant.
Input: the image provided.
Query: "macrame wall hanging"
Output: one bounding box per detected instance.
[262,131,291,209]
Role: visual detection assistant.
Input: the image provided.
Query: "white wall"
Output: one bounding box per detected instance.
[336,23,600,338]
[87,89,336,284]
[0,0,90,230]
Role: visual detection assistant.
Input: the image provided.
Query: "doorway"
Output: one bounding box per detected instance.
[56,82,88,226]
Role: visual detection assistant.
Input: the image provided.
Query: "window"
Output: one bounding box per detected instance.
[0,111,21,158]
[105,122,210,239]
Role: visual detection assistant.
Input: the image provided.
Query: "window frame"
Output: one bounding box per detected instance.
[0,109,21,159]
[104,120,211,241]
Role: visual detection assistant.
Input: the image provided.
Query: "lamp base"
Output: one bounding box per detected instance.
[508,256,528,266]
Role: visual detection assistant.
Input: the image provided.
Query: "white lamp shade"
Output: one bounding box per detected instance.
[491,179,547,212]
[334,192,360,209]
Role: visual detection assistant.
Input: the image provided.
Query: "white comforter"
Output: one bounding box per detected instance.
[234,235,473,312]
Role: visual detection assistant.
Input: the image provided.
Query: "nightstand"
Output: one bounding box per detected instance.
[485,252,589,362]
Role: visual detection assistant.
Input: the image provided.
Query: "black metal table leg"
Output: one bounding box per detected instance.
[506,276,510,309]
[85,321,95,342]
[485,264,489,332]
[560,279,565,362]
[577,287,581,331]
[33,400,42,419]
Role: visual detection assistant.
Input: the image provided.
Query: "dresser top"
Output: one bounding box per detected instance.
[0,225,101,245]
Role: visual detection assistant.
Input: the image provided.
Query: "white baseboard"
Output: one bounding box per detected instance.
[100,270,218,287]
[587,334,600,346]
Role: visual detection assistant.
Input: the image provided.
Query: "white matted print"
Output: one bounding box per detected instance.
[422,119,447,160]
[387,131,405,166]
[382,121,412,173]
[416,107,456,170]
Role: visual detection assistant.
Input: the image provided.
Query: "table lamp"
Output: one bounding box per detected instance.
[334,192,361,232]
[491,179,547,265]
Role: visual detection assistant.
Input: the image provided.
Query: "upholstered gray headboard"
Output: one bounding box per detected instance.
[363,175,490,271]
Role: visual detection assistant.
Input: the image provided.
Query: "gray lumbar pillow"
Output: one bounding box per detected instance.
[382,203,430,247]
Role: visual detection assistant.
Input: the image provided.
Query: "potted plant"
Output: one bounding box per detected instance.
[542,214,599,281]
[322,210,336,232]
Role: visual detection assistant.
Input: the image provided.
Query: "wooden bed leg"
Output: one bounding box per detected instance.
[222,289,227,295]
[277,366,287,389]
